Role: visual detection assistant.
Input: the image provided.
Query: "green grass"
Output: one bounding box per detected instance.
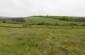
[24,17,57,24]
[0,16,85,55]
[0,23,22,27]
[24,17,84,25]
[0,25,85,55]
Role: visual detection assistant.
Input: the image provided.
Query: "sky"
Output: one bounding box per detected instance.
[0,0,85,17]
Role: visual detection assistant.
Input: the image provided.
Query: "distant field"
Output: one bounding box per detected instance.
[0,26,85,55]
[24,17,58,24]
[24,17,85,26]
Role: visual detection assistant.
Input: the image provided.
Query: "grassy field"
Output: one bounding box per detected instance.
[24,17,84,26]
[0,16,85,55]
[0,25,85,55]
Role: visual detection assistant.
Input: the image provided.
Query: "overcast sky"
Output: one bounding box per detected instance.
[0,0,85,17]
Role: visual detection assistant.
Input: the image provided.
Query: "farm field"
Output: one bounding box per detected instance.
[0,16,85,55]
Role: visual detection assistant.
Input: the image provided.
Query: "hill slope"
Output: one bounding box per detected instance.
[24,16,84,26]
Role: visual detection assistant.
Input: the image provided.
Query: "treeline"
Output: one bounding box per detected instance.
[32,16,75,21]
[0,18,25,24]
[32,16,85,22]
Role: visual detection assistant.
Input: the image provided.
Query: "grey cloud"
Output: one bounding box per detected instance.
[0,0,85,17]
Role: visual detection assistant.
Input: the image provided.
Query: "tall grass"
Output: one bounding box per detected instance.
[0,27,85,55]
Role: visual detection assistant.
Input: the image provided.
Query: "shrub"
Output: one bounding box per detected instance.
[81,23,85,26]
[37,21,51,26]
[37,21,45,25]
[2,20,6,23]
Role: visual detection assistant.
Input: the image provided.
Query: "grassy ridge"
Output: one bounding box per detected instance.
[24,16,84,26]
[24,17,57,24]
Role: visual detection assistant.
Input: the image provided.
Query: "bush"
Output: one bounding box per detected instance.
[37,21,51,26]
[83,23,85,26]
[2,20,6,23]
[37,21,45,25]
[81,23,85,26]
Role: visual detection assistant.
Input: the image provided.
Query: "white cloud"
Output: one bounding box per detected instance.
[0,0,85,17]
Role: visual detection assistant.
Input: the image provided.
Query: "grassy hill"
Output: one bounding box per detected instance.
[24,16,85,26]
